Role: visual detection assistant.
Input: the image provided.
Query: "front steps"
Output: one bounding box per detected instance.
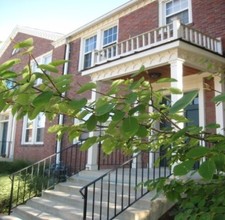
[10,169,173,220]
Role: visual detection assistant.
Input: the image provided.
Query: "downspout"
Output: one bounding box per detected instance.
[56,40,70,164]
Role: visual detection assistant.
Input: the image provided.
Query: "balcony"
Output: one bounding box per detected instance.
[90,20,222,68]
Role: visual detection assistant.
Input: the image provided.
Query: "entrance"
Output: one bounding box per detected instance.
[160,94,199,167]
[1,122,8,157]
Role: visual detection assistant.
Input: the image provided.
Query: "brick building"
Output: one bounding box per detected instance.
[0,0,225,170]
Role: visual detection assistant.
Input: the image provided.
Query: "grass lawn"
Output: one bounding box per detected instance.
[0,174,11,214]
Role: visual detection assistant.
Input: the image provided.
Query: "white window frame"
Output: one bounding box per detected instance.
[30,52,52,86]
[22,113,46,145]
[83,35,97,69]
[79,23,118,71]
[102,25,118,48]
[159,0,192,26]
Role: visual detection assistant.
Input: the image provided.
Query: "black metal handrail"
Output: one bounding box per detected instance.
[80,151,172,220]
[8,143,87,215]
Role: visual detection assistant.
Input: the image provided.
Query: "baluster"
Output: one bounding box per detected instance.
[131,38,134,51]
[148,32,151,45]
[126,40,129,52]
[142,34,146,47]
[136,36,139,49]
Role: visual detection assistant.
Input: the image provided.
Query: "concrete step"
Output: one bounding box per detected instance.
[11,205,64,220]
[10,169,173,220]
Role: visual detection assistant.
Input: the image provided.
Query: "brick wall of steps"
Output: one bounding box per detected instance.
[10,170,174,220]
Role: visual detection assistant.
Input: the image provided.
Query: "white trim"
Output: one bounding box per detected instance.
[22,113,46,145]
[159,0,192,26]
[0,26,62,57]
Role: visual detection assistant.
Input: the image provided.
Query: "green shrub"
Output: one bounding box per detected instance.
[0,160,31,174]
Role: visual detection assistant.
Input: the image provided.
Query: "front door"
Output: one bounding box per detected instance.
[1,122,8,157]
[160,94,199,167]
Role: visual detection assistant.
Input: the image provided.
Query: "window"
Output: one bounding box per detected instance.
[22,113,46,144]
[84,35,97,69]
[31,53,52,86]
[103,26,117,47]
[165,0,190,24]
[159,0,192,25]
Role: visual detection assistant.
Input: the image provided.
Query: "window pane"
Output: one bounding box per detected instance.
[85,35,97,53]
[37,113,46,128]
[36,128,44,142]
[25,129,32,143]
[103,26,117,46]
[84,53,92,68]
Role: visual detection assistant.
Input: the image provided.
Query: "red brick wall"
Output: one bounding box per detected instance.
[0,32,61,162]
[0,33,54,72]
[118,1,158,42]
[14,118,58,162]
[191,0,225,54]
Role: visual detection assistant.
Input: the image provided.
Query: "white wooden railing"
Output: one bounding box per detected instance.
[91,20,222,67]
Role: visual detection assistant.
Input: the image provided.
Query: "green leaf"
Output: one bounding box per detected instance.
[156,77,177,83]
[0,71,17,79]
[50,60,69,66]
[169,91,198,114]
[199,159,216,180]
[14,38,33,48]
[33,91,53,107]
[77,82,96,94]
[186,147,210,159]
[122,116,139,137]
[16,94,31,105]
[173,160,195,176]
[38,64,58,73]
[213,93,225,103]
[169,87,182,94]
[96,113,109,123]
[80,136,97,151]
[102,138,117,154]
[136,125,148,137]
[129,104,145,115]
[86,115,97,131]
[205,123,220,129]
[0,59,20,72]
[112,110,125,121]
[96,99,114,116]
[125,92,137,104]
[69,98,87,111]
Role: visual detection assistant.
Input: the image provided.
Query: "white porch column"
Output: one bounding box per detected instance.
[85,81,101,170]
[169,59,184,171]
[170,58,184,113]
[8,113,16,159]
[214,75,225,135]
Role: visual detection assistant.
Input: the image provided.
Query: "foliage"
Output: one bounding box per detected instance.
[1,38,225,219]
[0,160,31,174]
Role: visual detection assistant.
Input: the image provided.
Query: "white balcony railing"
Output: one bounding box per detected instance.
[92,20,222,67]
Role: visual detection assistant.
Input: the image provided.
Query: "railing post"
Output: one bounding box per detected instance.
[8,174,15,215]
[216,37,223,54]
[83,188,88,220]
[173,19,182,39]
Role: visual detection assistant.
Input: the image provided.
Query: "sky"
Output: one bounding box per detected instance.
[0,0,129,43]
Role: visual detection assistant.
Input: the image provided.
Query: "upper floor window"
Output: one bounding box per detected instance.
[103,26,118,47]
[84,35,97,69]
[81,24,118,70]
[159,0,192,26]
[22,113,46,145]
[165,0,190,24]
[31,53,52,86]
